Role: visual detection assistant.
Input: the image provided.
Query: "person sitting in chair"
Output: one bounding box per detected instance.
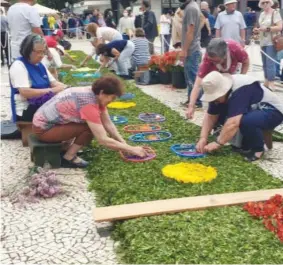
[32,75,148,168]
[9,34,67,122]
[196,71,283,162]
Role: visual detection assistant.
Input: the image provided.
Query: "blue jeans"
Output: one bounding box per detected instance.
[240,107,283,152]
[261,45,277,81]
[184,51,201,104]
[161,34,171,53]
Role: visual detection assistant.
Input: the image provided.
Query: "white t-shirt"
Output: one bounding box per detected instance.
[160,14,171,35]
[118,17,135,34]
[96,27,121,42]
[10,60,55,116]
[259,10,282,46]
[7,3,42,60]
[41,48,62,68]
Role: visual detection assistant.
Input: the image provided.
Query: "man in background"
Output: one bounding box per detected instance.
[1,9,10,66]
[201,1,215,36]
[244,7,256,45]
[141,0,158,55]
[180,0,202,107]
[90,8,99,24]
[134,7,144,28]
[7,0,43,60]
[214,0,246,46]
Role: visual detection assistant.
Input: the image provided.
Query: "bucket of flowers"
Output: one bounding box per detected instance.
[166,51,186,89]
[148,55,161,84]
[158,53,173,85]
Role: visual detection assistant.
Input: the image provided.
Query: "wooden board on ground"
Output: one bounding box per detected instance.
[94,188,283,222]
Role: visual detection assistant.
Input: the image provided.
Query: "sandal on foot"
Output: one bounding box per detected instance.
[61,156,89,168]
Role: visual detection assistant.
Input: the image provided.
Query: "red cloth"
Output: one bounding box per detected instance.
[44,36,57,48]
[198,40,249,79]
[80,104,106,124]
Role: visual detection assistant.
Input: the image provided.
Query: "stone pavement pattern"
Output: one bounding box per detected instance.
[1,60,117,263]
[1,40,283,265]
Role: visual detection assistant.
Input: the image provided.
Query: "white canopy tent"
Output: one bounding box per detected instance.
[33,4,59,15]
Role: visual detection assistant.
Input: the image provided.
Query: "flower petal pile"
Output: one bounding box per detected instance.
[162,163,217,183]
[243,194,283,242]
[107,102,136,109]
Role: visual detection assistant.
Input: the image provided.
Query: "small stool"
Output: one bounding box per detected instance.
[28,134,63,168]
[16,122,33,147]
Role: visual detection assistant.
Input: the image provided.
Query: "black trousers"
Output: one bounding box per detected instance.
[1,32,10,65]
[16,105,40,122]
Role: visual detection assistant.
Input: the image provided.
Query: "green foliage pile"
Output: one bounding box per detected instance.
[63,51,283,264]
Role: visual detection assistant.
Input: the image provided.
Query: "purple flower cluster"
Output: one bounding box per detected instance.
[17,168,62,205]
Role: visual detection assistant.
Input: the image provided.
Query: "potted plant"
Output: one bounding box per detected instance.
[168,51,186,89]
[158,53,172,85]
[148,55,161,84]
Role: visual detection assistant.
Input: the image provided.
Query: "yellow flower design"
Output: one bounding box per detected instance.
[108,102,136,109]
[162,163,217,183]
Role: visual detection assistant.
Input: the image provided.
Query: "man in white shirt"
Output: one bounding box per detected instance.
[7,0,43,60]
[214,0,246,46]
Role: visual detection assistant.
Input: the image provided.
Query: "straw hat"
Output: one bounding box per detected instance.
[224,0,238,5]
[258,0,274,8]
[200,71,233,102]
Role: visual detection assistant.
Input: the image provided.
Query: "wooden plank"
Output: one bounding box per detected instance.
[94,189,283,222]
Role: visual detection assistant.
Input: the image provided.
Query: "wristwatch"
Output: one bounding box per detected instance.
[266,27,271,32]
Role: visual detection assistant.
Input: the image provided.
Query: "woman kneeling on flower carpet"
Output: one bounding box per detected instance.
[32,75,148,168]
[196,71,283,162]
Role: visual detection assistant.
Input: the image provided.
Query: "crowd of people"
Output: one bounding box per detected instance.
[1,0,283,167]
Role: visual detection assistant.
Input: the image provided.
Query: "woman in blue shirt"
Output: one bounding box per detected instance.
[9,34,66,122]
[96,39,135,77]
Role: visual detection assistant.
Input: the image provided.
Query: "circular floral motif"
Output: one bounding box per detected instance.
[107,102,136,109]
[162,163,217,183]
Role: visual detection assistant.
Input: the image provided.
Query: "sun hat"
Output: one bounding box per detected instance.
[200,71,233,102]
[258,0,274,8]
[224,0,238,5]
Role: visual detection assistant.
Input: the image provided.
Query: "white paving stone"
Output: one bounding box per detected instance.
[1,41,117,264]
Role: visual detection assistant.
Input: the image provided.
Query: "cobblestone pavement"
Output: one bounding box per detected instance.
[1,62,116,264]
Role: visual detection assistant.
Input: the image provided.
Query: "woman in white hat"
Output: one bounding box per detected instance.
[196,71,283,162]
[254,0,282,91]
